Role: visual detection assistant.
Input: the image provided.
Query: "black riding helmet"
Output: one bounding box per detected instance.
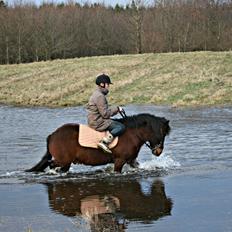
[96,74,113,85]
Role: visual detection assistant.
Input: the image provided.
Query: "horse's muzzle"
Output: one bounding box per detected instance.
[152,148,163,156]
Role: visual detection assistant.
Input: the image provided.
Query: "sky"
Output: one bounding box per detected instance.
[6,0,132,7]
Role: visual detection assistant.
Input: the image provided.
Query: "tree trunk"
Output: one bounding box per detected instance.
[5,36,9,64]
[183,23,190,52]
[35,47,39,62]
[18,28,21,63]
[136,13,142,54]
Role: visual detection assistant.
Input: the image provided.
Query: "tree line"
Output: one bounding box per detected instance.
[0,0,232,64]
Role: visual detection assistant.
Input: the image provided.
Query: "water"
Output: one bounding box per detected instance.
[0,105,232,231]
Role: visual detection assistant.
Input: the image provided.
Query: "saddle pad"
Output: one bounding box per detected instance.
[79,124,118,149]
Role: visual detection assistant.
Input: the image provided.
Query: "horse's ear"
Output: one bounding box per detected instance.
[166,120,170,124]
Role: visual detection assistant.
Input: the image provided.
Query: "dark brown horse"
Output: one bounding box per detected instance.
[26,113,171,173]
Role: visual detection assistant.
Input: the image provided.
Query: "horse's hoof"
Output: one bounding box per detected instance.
[47,169,59,175]
[54,167,61,172]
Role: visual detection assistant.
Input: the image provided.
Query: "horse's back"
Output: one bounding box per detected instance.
[53,123,80,134]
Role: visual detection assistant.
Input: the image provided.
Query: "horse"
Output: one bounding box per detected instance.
[26,113,171,173]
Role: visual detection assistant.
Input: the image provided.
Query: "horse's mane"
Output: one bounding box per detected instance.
[114,113,171,136]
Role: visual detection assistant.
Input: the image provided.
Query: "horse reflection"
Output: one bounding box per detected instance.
[46,179,172,231]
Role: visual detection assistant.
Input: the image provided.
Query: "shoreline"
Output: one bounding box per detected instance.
[0,102,232,110]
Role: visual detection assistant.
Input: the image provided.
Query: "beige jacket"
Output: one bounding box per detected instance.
[86,87,118,131]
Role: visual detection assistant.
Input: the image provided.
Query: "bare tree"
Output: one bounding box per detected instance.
[0,0,232,64]
[129,0,145,54]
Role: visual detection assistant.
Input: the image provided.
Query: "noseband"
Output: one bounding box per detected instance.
[119,110,162,153]
[144,141,162,153]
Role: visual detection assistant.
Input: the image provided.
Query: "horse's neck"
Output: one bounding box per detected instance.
[129,127,148,147]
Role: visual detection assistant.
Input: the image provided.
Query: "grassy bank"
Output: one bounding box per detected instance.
[0,51,231,107]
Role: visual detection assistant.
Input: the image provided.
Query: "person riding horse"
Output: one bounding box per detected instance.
[86,74,125,153]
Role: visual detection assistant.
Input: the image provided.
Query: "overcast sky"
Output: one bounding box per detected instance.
[6,0,132,6]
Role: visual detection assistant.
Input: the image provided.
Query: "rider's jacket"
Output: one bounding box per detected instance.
[86,86,118,131]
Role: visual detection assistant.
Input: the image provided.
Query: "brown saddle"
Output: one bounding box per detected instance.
[79,124,118,149]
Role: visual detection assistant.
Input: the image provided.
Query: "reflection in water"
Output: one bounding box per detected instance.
[45,178,172,231]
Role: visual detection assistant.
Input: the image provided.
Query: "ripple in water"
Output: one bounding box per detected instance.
[0,105,232,183]
[0,154,180,184]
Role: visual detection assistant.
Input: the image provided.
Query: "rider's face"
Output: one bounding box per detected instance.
[100,83,110,89]
[104,83,110,89]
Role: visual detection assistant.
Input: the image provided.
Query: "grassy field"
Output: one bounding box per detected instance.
[0,51,231,107]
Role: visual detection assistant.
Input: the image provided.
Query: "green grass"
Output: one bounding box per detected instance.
[0,51,231,107]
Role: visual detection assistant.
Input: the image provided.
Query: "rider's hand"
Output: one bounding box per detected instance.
[118,106,124,112]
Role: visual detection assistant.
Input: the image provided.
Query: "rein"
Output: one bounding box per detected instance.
[119,109,160,152]
[119,109,127,119]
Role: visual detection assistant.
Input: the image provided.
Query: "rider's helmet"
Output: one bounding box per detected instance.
[95,74,113,86]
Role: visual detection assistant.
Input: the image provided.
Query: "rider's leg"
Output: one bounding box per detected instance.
[108,121,126,137]
[98,121,125,153]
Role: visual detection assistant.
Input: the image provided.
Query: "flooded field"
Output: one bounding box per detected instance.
[0,105,232,232]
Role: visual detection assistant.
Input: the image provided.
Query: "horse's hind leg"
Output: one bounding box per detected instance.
[49,160,71,173]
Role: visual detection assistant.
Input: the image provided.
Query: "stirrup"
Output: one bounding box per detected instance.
[97,142,112,154]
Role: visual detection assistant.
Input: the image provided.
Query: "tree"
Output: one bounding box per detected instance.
[129,0,145,54]
[0,0,232,64]
[0,0,6,8]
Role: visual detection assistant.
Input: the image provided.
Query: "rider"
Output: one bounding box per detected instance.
[86,74,125,153]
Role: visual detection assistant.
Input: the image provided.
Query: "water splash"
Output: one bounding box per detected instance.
[139,155,181,171]
[5,171,22,177]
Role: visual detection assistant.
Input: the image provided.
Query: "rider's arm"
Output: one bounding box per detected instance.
[96,95,118,119]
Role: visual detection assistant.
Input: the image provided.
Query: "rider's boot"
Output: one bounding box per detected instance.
[97,132,114,154]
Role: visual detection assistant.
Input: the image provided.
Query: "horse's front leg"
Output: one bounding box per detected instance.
[114,158,126,173]
[60,164,71,172]
[128,159,139,168]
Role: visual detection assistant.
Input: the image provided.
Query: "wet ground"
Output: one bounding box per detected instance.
[0,105,232,232]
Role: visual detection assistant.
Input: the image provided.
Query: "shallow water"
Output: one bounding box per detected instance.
[0,105,232,231]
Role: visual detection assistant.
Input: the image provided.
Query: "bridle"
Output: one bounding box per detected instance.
[119,110,162,153]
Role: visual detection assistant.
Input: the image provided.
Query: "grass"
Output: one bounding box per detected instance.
[0,51,231,107]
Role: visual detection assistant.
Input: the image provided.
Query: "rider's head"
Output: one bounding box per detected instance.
[96,74,113,89]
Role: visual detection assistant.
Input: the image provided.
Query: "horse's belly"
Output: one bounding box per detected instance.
[75,150,114,166]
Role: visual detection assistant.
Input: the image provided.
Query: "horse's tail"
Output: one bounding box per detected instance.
[26,135,52,172]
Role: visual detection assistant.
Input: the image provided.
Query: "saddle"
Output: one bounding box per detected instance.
[79,124,118,149]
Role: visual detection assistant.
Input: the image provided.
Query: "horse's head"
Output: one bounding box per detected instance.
[147,116,170,157]
[115,113,171,157]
